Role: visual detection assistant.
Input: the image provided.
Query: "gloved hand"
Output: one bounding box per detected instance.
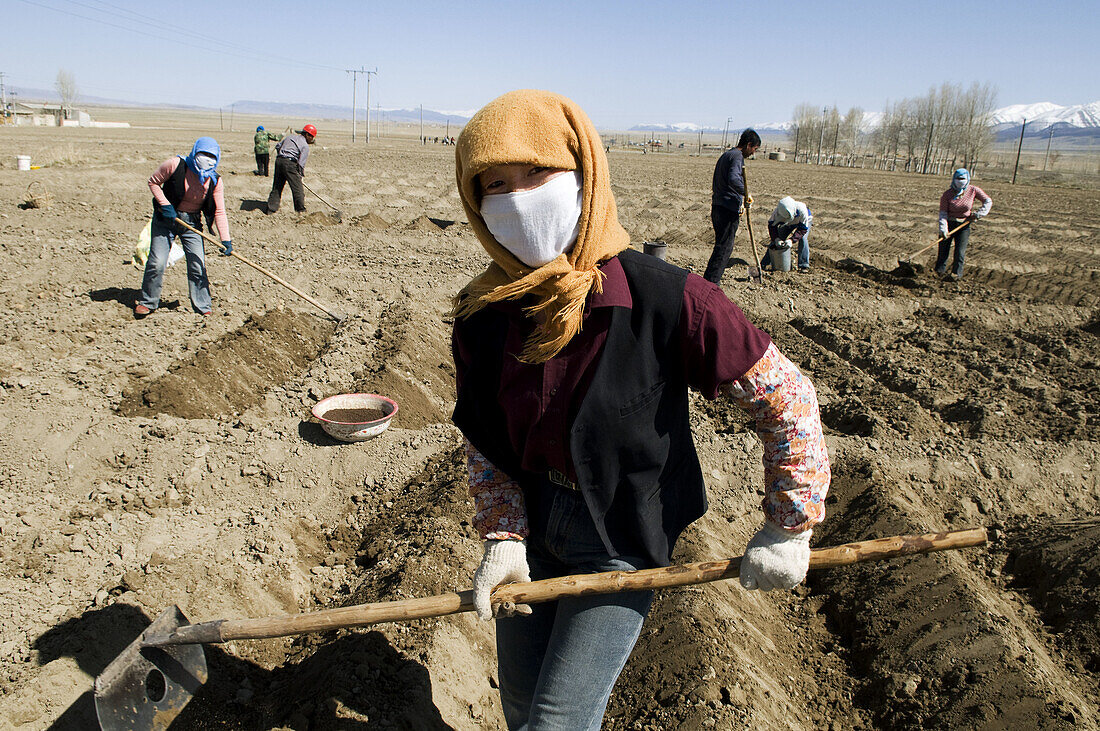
[220,240,233,256]
[158,203,178,223]
[746,195,754,208]
[939,220,949,237]
[739,522,812,591]
[473,539,531,620]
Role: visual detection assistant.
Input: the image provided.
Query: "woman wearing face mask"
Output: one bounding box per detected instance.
[452,90,830,730]
[135,137,233,318]
[936,168,991,281]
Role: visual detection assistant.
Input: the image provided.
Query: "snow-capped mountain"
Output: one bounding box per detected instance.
[991,101,1100,129]
[631,102,1100,137]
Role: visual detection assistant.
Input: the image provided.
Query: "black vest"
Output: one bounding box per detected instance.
[452,249,708,566]
[152,157,218,230]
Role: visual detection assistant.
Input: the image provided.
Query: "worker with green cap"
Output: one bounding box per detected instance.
[253,125,280,177]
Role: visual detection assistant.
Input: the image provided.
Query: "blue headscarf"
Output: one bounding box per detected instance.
[951,168,970,197]
[184,137,220,185]
[257,125,264,131]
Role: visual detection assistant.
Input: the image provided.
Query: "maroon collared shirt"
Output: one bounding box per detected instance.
[453,255,771,482]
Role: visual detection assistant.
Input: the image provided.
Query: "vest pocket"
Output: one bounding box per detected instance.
[619,380,666,417]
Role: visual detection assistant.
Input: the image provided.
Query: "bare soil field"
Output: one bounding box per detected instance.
[0,113,1098,730]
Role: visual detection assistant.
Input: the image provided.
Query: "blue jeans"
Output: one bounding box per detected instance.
[496,487,655,730]
[767,221,810,269]
[138,210,212,313]
[935,219,970,277]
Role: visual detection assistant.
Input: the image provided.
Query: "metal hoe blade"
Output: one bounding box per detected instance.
[94,605,208,731]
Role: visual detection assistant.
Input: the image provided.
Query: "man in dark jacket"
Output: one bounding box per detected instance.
[703,129,760,284]
[266,124,316,214]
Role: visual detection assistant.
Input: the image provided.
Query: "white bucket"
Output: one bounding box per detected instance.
[16,155,31,171]
[767,242,792,272]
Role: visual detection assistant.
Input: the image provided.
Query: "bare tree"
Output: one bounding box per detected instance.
[841,107,864,163]
[789,103,822,162]
[55,69,78,119]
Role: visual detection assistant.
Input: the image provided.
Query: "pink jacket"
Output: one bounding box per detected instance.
[148,157,230,240]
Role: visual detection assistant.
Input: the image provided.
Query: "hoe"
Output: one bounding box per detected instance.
[94,527,986,730]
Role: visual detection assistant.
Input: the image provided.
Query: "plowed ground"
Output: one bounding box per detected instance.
[0,116,1097,730]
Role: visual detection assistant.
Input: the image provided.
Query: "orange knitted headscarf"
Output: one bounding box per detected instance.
[453,89,630,363]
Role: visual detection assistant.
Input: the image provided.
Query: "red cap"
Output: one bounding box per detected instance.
[303,124,317,137]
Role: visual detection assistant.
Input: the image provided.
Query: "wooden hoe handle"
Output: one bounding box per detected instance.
[905,219,972,261]
[171,217,345,322]
[145,528,986,647]
[741,164,765,282]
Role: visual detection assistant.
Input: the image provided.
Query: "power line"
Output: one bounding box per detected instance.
[18,0,344,73]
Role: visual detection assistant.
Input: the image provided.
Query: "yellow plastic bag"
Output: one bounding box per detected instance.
[132,219,184,270]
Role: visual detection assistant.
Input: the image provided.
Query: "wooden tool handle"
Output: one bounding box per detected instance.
[301,181,341,213]
[905,220,971,261]
[171,217,345,322]
[145,528,985,647]
[741,165,764,280]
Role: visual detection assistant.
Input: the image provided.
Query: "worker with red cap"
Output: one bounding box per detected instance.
[266,124,317,214]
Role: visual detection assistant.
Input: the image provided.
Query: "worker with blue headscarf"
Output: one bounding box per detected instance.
[135,137,233,318]
[253,125,280,176]
[936,168,991,280]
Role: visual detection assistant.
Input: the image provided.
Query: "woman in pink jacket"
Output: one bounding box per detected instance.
[135,137,232,318]
[936,168,991,280]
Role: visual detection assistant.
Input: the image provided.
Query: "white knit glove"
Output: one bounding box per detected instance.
[938,219,949,237]
[740,523,812,591]
[473,539,531,620]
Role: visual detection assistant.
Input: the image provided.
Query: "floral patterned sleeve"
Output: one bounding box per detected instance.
[464,438,528,541]
[721,342,830,532]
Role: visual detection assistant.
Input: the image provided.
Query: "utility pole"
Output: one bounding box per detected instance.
[722,117,731,147]
[1043,124,1055,171]
[229,104,234,132]
[1011,118,1027,184]
[346,67,364,142]
[0,72,7,112]
[419,104,424,144]
[816,107,826,165]
[921,123,935,174]
[364,67,377,144]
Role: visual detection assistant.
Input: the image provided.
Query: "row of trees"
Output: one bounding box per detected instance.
[789,82,998,174]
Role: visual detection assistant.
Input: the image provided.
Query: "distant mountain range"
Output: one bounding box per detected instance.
[635,102,1100,142]
[9,85,1099,141]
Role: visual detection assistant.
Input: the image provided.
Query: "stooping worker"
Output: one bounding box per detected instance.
[451,90,831,730]
[135,137,232,318]
[936,167,991,280]
[253,125,281,176]
[765,195,813,272]
[703,128,761,284]
[266,123,316,214]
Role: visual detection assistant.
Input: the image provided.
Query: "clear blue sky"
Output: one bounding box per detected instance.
[7,0,1098,128]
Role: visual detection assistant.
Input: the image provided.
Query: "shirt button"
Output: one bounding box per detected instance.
[549,439,556,445]
[550,388,557,395]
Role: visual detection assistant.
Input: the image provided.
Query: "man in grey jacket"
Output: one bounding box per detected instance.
[266,124,316,214]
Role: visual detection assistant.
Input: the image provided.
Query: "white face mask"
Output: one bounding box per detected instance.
[480,170,582,268]
[194,153,217,171]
